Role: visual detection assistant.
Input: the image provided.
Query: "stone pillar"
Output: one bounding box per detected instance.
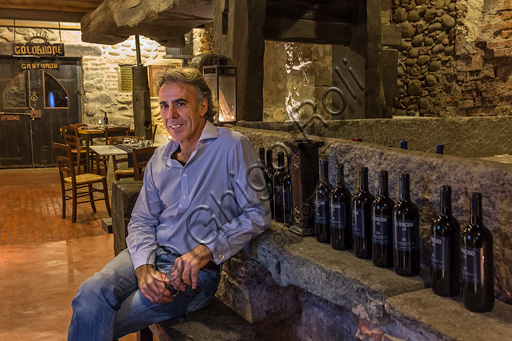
[212,0,265,121]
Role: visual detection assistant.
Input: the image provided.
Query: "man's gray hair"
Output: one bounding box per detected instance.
[156,67,218,122]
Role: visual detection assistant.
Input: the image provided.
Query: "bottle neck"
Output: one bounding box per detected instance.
[335,164,344,186]
[440,186,452,215]
[470,193,483,225]
[259,148,265,167]
[266,150,273,169]
[277,153,285,170]
[400,174,410,200]
[378,171,388,196]
[320,161,329,183]
[359,168,368,191]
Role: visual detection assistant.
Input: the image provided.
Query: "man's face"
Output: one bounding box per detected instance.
[159,82,208,147]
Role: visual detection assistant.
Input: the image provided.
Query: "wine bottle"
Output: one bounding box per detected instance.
[400,140,407,150]
[103,112,109,126]
[436,144,444,155]
[314,159,332,243]
[258,147,266,171]
[461,192,494,312]
[393,174,420,276]
[264,150,276,220]
[353,167,374,259]
[330,163,352,250]
[372,170,395,267]
[273,152,287,223]
[431,185,460,297]
[283,154,293,227]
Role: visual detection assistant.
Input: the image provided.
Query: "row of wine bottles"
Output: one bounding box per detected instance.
[313,160,494,312]
[259,148,293,226]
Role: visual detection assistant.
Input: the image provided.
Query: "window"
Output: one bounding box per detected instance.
[119,66,133,92]
[44,72,68,108]
[3,72,29,109]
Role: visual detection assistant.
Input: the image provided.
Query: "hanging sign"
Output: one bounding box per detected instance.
[12,36,65,57]
[20,62,59,70]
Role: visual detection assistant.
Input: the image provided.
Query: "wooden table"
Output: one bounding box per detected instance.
[77,127,134,172]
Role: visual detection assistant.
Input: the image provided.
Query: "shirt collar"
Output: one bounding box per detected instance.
[161,120,219,164]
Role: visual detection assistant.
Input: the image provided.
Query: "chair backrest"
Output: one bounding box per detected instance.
[52,142,76,180]
[105,127,130,144]
[132,146,157,181]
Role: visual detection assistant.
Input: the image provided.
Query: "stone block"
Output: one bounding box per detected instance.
[215,253,301,323]
[248,224,428,324]
[111,181,143,255]
[385,289,512,340]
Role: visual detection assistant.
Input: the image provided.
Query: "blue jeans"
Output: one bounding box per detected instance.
[68,248,221,340]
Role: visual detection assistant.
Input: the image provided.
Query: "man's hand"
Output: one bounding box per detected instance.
[134,264,173,304]
[170,244,213,291]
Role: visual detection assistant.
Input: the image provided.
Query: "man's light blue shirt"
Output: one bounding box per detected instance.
[127,121,271,269]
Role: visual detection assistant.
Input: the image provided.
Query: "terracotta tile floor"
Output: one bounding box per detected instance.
[0,168,110,245]
[0,168,143,340]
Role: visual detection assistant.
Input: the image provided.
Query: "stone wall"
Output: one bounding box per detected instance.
[263,41,332,122]
[389,0,512,117]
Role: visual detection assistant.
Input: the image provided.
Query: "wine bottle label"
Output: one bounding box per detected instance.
[330,202,346,229]
[315,199,329,224]
[394,219,419,251]
[461,245,483,284]
[353,208,365,237]
[373,214,391,245]
[431,236,450,270]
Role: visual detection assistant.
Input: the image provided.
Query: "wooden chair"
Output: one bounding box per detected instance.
[52,142,111,223]
[105,127,130,144]
[108,136,143,180]
[133,146,157,181]
[62,126,88,174]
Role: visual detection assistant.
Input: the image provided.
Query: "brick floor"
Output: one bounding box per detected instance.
[0,168,109,246]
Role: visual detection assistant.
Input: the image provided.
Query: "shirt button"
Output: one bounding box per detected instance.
[218,254,225,260]
[183,173,187,177]
[182,195,186,199]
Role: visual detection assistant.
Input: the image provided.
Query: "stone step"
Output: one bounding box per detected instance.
[385,289,512,341]
[148,298,270,341]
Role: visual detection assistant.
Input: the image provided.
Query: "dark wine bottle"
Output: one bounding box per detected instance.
[330,163,352,250]
[393,174,420,276]
[103,112,109,126]
[314,159,332,243]
[258,147,266,171]
[436,144,444,155]
[283,154,293,227]
[353,167,374,259]
[372,170,395,267]
[461,192,494,312]
[264,150,276,220]
[431,185,460,297]
[273,152,287,223]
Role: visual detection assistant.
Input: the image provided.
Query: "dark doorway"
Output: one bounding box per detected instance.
[0,58,81,168]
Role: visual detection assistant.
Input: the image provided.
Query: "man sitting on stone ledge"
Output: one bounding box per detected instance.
[68,67,271,340]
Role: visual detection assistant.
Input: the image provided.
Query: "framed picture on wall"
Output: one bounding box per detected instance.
[148,61,183,97]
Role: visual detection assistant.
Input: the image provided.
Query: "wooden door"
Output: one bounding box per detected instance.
[0,58,81,168]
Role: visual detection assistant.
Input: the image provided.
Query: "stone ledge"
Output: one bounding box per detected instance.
[248,222,429,324]
[385,289,512,341]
